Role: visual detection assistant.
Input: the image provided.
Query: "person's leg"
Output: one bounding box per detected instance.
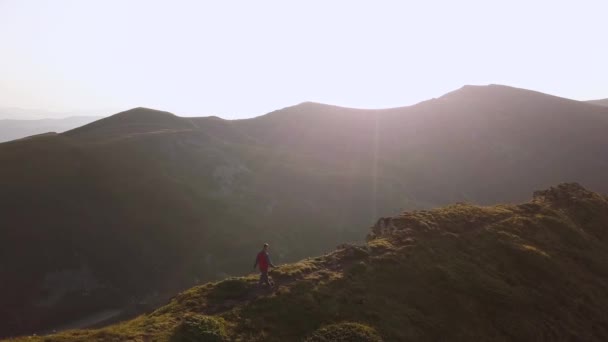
[261,270,270,286]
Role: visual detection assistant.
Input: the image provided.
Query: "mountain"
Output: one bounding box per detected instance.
[586,98,608,107]
[11,183,608,341]
[2,85,608,337]
[0,116,103,143]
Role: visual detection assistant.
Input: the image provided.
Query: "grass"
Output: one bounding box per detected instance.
[169,314,228,342]
[304,322,383,342]
[208,278,252,301]
[272,259,320,281]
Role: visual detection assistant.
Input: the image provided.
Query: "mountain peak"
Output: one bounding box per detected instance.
[435,84,601,111]
[532,182,605,207]
[281,101,370,114]
[439,84,530,99]
[294,101,331,107]
[110,107,178,121]
[63,107,193,140]
[287,101,337,111]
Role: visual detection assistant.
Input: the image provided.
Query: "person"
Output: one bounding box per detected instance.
[253,243,276,286]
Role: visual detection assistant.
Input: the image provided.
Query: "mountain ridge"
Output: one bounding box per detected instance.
[21,84,601,143]
[2,84,603,145]
[64,107,196,141]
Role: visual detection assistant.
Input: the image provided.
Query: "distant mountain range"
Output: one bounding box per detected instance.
[2,84,608,337]
[0,106,110,120]
[0,116,104,143]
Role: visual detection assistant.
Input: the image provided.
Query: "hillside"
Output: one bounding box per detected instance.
[11,183,608,341]
[586,98,608,107]
[0,116,103,143]
[2,85,608,337]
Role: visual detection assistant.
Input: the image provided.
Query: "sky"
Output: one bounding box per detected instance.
[1,0,607,119]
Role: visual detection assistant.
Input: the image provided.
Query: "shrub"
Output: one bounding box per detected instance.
[305,322,383,342]
[171,314,228,342]
[272,260,318,280]
[367,239,394,254]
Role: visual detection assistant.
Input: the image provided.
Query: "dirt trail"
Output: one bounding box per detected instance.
[202,247,360,315]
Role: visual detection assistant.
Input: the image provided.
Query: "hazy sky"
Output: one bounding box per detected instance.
[1,0,606,119]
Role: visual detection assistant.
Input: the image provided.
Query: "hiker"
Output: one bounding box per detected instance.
[253,243,276,286]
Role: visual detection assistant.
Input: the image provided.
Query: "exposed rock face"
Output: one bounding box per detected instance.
[533,182,604,205]
[367,217,399,239]
[369,182,608,242]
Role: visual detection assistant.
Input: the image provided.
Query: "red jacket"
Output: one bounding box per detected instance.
[254,251,274,271]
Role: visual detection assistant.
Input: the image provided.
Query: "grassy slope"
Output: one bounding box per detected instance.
[13,183,608,342]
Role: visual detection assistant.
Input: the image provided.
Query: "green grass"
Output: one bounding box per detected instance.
[304,322,383,342]
[170,314,228,342]
[272,259,320,281]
